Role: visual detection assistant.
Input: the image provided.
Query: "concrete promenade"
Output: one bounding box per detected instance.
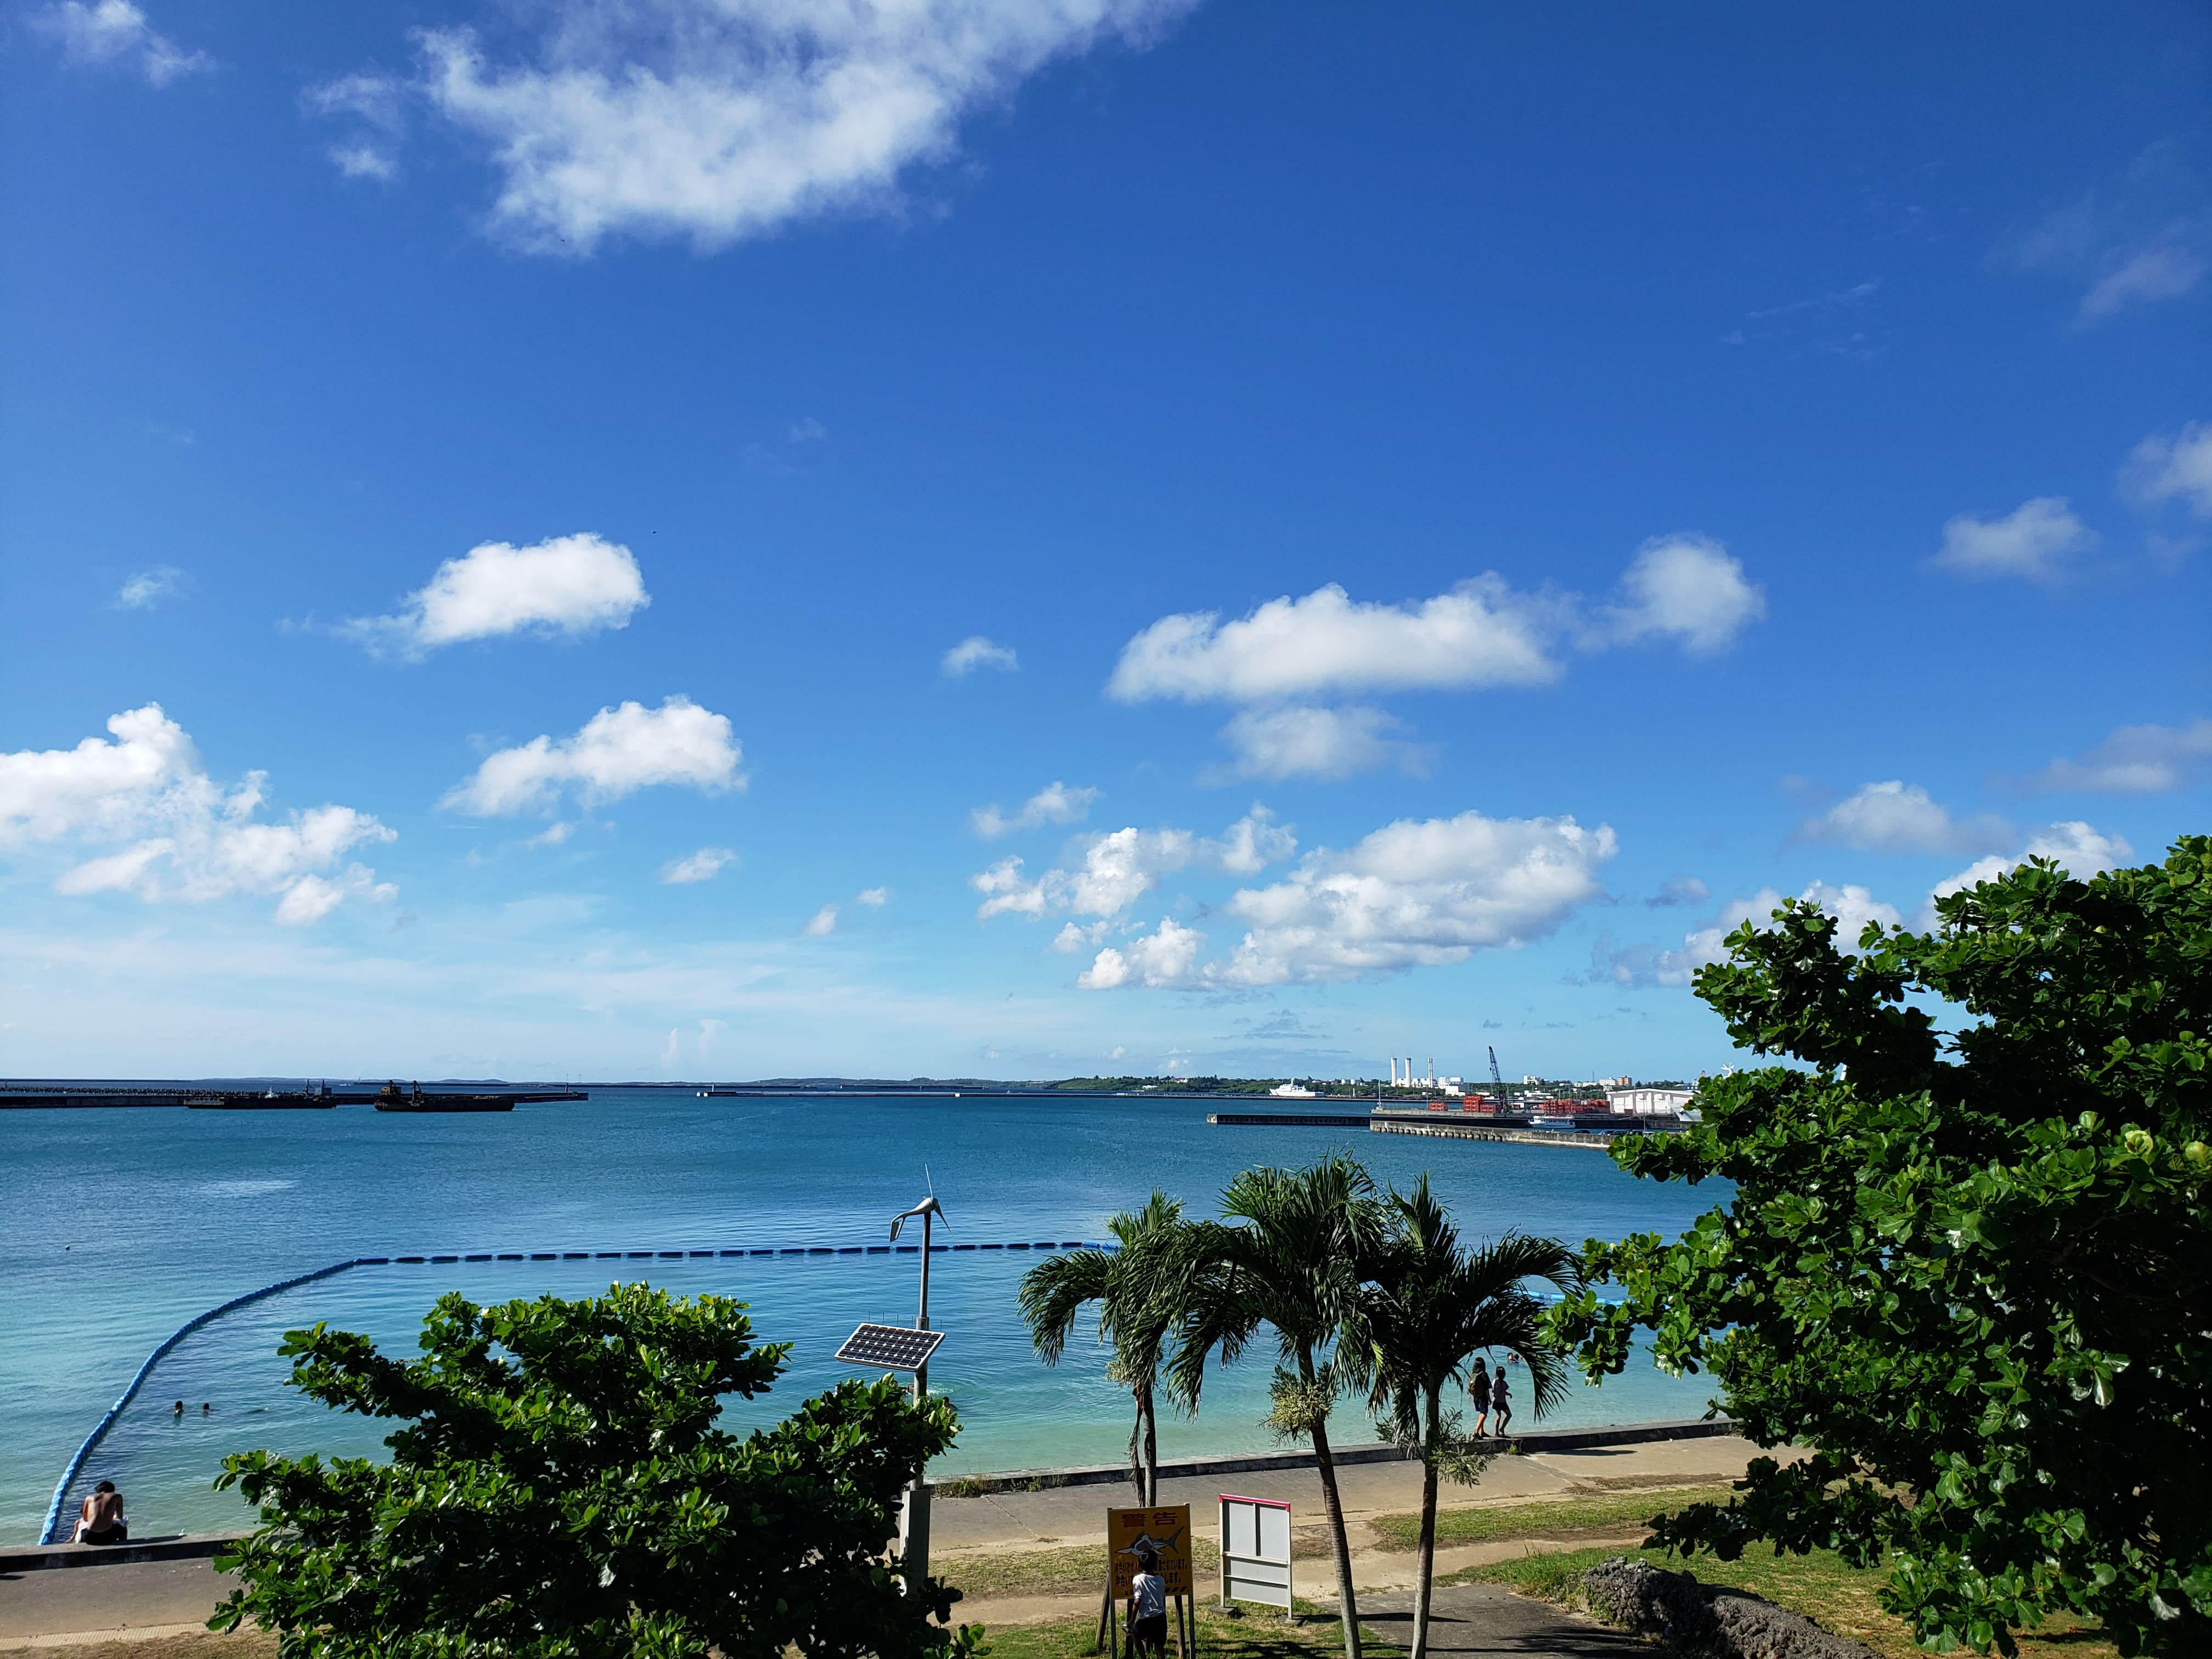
[0,1425,1774,1651]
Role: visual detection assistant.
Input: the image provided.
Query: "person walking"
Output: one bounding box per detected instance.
[1127,1547,1168,1659]
[1490,1367,1512,1438]
[1468,1356,1491,1436]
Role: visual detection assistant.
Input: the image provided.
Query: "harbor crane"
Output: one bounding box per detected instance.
[1488,1046,1509,1113]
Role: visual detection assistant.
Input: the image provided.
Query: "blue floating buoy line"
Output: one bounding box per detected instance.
[37,1238,1104,1544]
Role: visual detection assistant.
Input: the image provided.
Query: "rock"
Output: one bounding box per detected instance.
[1579,1555,1875,1659]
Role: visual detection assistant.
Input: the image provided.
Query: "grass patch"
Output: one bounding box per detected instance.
[978,1603,1395,1659]
[1365,1485,1735,1552]
[1452,1543,2119,1659]
[944,1539,1225,1603]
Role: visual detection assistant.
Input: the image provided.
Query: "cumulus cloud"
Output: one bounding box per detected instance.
[442,696,743,815]
[972,806,1294,922]
[1792,780,2011,856]
[1593,535,1767,653]
[2008,717,2212,794]
[942,635,1019,677]
[803,903,838,936]
[381,0,1194,253]
[1199,810,1615,985]
[1931,497,2096,583]
[117,566,184,610]
[33,0,208,85]
[343,533,648,657]
[856,885,889,906]
[2121,421,2212,520]
[1078,917,1206,989]
[1109,578,1560,706]
[970,780,1098,837]
[1932,822,2135,904]
[661,845,737,883]
[1592,880,1903,989]
[1110,541,1762,780]
[1209,705,1427,783]
[0,704,395,924]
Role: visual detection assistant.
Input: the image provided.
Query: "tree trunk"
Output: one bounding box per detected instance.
[1141,1385,1160,1506]
[1309,1406,1361,1659]
[1128,1389,1147,1503]
[1412,1382,1441,1659]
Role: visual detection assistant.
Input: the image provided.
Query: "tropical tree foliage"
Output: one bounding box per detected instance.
[1346,1178,1576,1659]
[1015,1190,1190,1502]
[211,1282,978,1659]
[1548,838,2212,1657]
[1167,1155,1390,1659]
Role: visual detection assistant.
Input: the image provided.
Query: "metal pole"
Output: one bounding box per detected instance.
[901,1205,933,1593]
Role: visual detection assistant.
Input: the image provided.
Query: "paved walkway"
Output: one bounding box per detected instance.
[1359,1581,1646,1658]
[1,1434,1774,1649]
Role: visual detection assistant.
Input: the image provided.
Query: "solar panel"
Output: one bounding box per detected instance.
[836,1323,947,1372]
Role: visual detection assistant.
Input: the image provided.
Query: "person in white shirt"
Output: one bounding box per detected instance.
[1128,1547,1167,1657]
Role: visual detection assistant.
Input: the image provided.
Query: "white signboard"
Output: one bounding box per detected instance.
[1218,1492,1292,1611]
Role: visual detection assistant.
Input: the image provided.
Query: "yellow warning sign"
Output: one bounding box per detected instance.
[1108,1504,1193,1596]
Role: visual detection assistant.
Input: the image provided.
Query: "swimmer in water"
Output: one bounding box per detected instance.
[200,1403,211,1415]
[172,1401,184,1417]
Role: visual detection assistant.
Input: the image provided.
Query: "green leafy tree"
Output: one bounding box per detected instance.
[1016,1190,1190,1503]
[1167,1155,1389,1659]
[1548,838,2212,1656]
[1345,1178,1576,1659]
[210,1281,979,1659]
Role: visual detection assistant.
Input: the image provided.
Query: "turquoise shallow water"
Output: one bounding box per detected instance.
[0,1091,1729,1543]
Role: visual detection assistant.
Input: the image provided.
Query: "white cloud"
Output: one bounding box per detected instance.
[1595,535,1766,653]
[344,533,648,657]
[788,416,827,442]
[1593,880,1903,989]
[2012,717,2212,794]
[1051,919,1109,953]
[661,845,737,884]
[856,885,889,906]
[0,704,396,924]
[1209,705,1426,782]
[972,807,1294,921]
[942,635,1019,678]
[117,566,184,610]
[442,696,743,816]
[970,780,1098,837]
[2007,149,2211,324]
[1205,810,1616,986]
[399,0,1194,253]
[1109,577,1560,705]
[1646,874,1707,909]
[803,903,838,936]
[308,73,407,180]
[1792,780,2011,856]
[2121,421,2212,520]
[1932,822,2135,905]
[1078,917,1206,990]
[1932,496,2096,583]
[2080,246,2207,320]
[33,0,208,86]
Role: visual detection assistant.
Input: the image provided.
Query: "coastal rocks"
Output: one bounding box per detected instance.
[1578,1556,1876,1659]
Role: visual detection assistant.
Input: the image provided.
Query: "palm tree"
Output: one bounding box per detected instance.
[1165,1155,1389,1659]
[1017,1191,1188,1503]
[1346,1177,1577,1659]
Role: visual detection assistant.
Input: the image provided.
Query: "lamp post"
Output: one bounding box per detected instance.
[889,1194,944,1591]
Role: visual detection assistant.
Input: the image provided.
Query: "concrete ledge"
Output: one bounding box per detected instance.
[933,1418,1735,1494]
[0,1534,244,1572]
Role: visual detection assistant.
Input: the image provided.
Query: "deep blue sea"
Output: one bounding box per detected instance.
[0,1091,1730,1543]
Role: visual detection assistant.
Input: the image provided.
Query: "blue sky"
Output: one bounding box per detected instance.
[2,0,2207,1084]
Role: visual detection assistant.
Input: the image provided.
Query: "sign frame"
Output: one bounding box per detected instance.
[1218,1492,1293,1612]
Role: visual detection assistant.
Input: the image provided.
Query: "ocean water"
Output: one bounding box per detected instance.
[0,1091,1730,1543]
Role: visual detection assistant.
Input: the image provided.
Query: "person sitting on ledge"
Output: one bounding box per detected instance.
[75,1481,127,1545]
